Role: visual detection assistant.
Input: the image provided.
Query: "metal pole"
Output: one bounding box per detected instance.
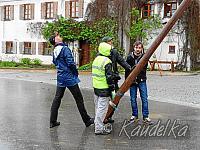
[104,0,192,121]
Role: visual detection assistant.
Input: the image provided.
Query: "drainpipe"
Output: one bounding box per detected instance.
[120,0,124,51]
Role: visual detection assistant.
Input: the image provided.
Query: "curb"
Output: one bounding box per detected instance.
[0,69,199,76]
[147,71,199,76]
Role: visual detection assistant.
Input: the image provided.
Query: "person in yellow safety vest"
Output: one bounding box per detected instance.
[101,36,132,124]
[92,42,119,135]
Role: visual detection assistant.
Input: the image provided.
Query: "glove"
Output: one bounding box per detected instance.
[108,84,115,91]
[111,91,116,99]
[113,74,121,81]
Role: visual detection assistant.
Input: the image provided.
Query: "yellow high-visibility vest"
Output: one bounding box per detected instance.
[92,56,112,89]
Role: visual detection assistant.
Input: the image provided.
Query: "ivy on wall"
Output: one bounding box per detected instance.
[42,17,118,60]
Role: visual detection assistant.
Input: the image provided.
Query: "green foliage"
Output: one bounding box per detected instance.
[90,49,98,61]
[42,17,91,42]
[78,62,92,71]
[20,58,32,65]
[129,8,162,43]
[31,58,42,65]
[0,61,17,67]
[0,59,54,69]
[42,17,118,60]
[90,18,118,44]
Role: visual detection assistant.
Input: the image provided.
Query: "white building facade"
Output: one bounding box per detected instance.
[0,0,91,65]
[0,0,188,70]
[141,0,187,70]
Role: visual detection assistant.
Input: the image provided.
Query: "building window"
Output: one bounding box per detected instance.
[24,4,31,20]
[24,42,32,54]
[4,5,11,20]
[169,45,175,54]
[41,2,57,19]
[20,4,34,20]
[65,0,83,18]
[6,41,13,54]
[3,5,14,21]
[142,2,155,18]
[70,0,79,18]
[46,2,54,19]
[164,2,177,17]
[43,42,52,55]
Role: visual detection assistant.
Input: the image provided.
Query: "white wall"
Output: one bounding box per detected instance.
[0,0,186,68]
[0,0,90,65]
[146,2,185,70]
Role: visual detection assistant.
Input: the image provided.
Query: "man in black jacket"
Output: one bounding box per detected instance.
[101,36,132,123]
[125,41,151,124]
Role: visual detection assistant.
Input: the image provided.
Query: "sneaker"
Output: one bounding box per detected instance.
[85,118,94,127]
[107,118,114,124]
[50,122,60,128]
[95,129,111,135]
[130,116,139,123]
[143,117,153,125]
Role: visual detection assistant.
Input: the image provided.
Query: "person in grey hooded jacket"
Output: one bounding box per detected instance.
[49,33,94,128]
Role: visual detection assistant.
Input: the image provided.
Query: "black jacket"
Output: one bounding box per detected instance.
[109,48,131,74]
[109,48,131,91]
[94,49,131,96]
[125,53,147,84]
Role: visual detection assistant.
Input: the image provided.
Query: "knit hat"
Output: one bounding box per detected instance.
[101,36,113,42]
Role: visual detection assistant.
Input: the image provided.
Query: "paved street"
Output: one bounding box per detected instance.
[0,69,199,108]
[0,70,200,149]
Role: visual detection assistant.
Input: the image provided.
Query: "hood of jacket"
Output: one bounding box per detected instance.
[98,42,112,56]
[53,43,66,59]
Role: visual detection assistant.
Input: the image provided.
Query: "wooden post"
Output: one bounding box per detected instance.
[104,0,192,122]
[150,61,155,71]
[171,61,174,72]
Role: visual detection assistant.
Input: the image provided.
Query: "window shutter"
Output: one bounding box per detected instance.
[19,42,24,54]
[10,5,14,20]
[38,42,44,55]
[31,42,36,55]
[20,5,24,20]
[79,0,84,18]
[53,2,58,18]
[41,3,46,19]
[65,1,70,18]
[31,4,35,20]
[0,6,5,21]
[1,41,6,53]
[13,42,17,54]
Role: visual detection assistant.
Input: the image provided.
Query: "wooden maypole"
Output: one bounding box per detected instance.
[104,0,192,122]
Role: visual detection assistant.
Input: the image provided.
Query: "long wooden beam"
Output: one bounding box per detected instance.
[104,0,192,121]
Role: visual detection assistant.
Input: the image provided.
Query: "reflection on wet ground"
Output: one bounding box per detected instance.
[0,78,200,150]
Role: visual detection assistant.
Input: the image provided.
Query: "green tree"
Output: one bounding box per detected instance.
[42,17,118,60]
[129,8,162,43]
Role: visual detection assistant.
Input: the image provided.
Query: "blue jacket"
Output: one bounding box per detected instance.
[53,43,80,87]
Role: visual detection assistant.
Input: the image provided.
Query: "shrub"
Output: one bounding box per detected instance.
[78,62,92,71]
[0,61,17,67]
[20,58,31,65]
[32,58,42,65]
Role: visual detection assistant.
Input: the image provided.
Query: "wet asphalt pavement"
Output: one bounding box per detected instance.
[0,76,200,150]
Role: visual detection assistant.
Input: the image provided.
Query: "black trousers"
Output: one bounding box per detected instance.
[50,84,91,124]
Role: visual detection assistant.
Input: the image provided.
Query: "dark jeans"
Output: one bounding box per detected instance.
[130,81,149,118]
[50,84,91,124]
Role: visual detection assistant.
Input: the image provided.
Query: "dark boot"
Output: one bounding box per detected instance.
[50,122,60,128]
